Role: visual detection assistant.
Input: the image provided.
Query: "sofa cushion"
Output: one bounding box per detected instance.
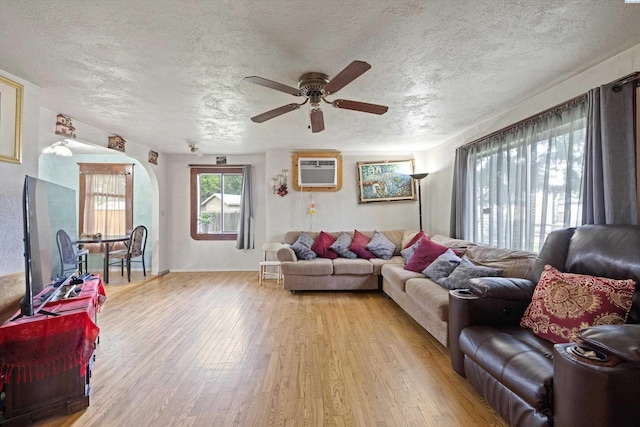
[329,232,357,259]
[311,231,338,259]
[404,237,450,272]
[381,263,424,292]
[465,245,535,278]
[366,230,397,260]
[405,278,450,321]
[369,256,403,275]
[437,257,503,290]
[281,258,333,275]
[459,325,554,413]
[429,234,477,256]
[291,231,317,260]
[350,230,377,259]
[423,248,461,281]
[333,258,374,275]
[520,265,636,344]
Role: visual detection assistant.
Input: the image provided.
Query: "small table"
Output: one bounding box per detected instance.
[78,235,130,283]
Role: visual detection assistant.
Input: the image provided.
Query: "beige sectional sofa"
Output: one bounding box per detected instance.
[277,230,536,347]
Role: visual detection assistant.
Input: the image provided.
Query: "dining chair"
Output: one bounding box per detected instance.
[56,229,89,277]
[259,242,285,286]
[108,225,148,282]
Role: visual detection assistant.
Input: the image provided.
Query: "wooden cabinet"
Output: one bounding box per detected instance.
[0,277,104,425]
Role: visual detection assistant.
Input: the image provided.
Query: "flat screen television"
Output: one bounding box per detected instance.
[19,175,79,317]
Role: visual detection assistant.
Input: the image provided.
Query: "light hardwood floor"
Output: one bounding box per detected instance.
[36,272,507,427]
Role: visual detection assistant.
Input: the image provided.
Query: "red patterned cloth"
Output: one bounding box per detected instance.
[0,277,106,384]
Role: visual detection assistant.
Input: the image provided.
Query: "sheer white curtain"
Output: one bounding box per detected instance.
[83,173,128,236]
[455,96,588,252]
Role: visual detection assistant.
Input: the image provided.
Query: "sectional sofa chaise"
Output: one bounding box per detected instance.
[277,229,536,346]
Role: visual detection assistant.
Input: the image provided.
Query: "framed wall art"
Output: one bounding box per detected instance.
[357,159,416,203]
[0,75,23,164]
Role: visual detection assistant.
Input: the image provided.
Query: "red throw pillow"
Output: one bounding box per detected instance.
[403,230,426,249]
[520,265,636,344]
[349,230,376,259]
[404,237,449,272]
[311,231,338,259]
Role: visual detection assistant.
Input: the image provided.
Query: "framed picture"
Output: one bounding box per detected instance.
[108,135,126,152]
[0,75,23,164]
[357,159,416,203]
[148,150,158,165]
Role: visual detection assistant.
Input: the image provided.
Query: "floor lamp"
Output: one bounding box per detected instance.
[410,173,429,230]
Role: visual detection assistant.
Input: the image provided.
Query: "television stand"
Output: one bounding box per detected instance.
[0,277,105,425]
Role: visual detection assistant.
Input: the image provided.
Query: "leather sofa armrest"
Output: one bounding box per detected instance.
[467,277,536,300]
[578,324,640,364]
[448,284,533,377]
[277,246,297,262]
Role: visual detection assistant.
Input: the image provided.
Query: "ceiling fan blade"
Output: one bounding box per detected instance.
[323,61,371,95]
[332,99,388,115]
[310,109,325,133]
[244,76,302,96]
[251,103,301,123]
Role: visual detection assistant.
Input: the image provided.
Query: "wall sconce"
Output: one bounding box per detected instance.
[43,140,73,157]
[271,169,289,197]
[188,143,203,158]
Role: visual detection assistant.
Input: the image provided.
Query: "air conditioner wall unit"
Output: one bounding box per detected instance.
[298,158,337,187]
[291,151,342,192]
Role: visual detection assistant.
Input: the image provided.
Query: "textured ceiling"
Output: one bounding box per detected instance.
[1,0,640,155]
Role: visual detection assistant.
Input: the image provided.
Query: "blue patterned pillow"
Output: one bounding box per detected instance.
[291,231,317,260]
[436,257,502,290]
[330,232,357,259]
[366,230,396,260]
[401,239,422,263]
[423,249,461,280]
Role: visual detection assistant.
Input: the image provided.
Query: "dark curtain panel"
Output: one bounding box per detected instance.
[236,166,254,249]
[450,146,469,239]
[583,82,638,225]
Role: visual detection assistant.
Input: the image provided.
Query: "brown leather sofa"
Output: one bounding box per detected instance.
[448,225,640,427]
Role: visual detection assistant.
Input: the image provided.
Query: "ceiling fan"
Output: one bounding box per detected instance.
[244,60,388,133]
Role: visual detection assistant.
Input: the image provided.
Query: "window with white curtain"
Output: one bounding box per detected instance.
[78,163,133,236]
[459,95,588,252]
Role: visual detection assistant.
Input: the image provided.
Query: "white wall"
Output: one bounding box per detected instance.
[265,149,426,243]
[167,153,267,271]
[424,42,640,236]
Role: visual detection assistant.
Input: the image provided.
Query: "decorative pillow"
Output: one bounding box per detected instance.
[520,265,636,344]
[404,237,450,272]
[349,230,376,259]
[401,239,422,264]
[423,249,461,280]
[311,231,338,259]
[290,231,317,260]
[403,230,426,249]
[436,256,502,289]
[366,230,397,260]
[330,232,357,259]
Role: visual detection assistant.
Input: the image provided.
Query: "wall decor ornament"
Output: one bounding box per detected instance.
[0,75,23,164]
[356,159,416,203]
[271,169,289,197]
[148,150,158,165]
[108,135,126,152]
[55,114,76,138]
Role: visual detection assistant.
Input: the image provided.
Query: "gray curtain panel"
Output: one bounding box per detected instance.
[450,146,469,239]
[236,166,255,249]
[583,82,639,225]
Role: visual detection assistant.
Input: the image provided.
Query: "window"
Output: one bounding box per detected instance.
[456,96,588,252]
[79,163,133,236]
[190,165,244,240]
